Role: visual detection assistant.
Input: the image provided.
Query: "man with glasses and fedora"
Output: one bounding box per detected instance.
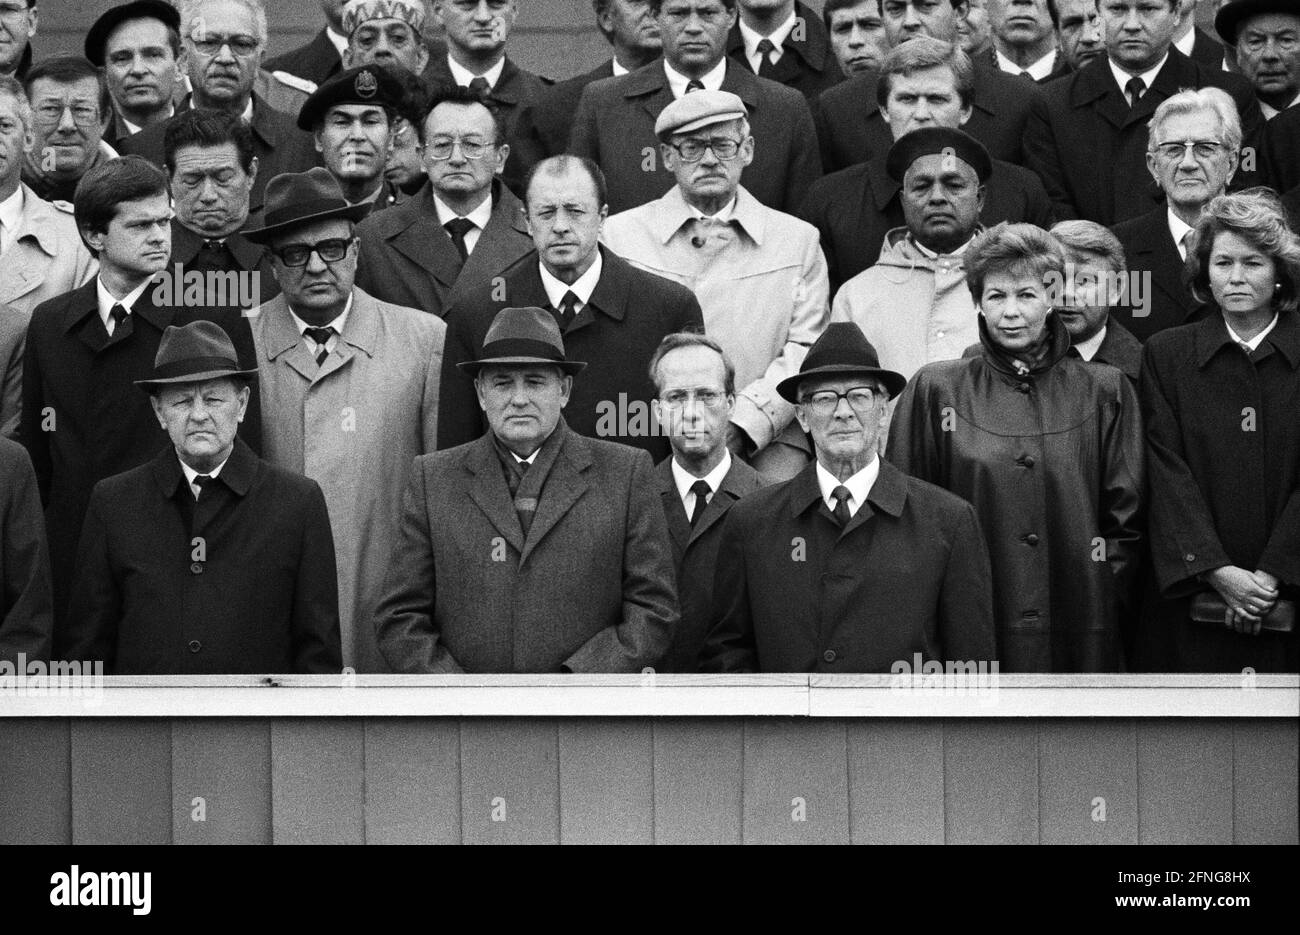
[375,305,678,674]
[63,319,341,674]
[246,166,444,673]
[700,321,995,672]
[603,89,830,482]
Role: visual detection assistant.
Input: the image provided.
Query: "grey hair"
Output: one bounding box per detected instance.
[1147,87,1243,157]
[180,0,268,44]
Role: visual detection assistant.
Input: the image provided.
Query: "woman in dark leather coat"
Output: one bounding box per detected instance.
[1139,190,1300,673]
[888,223,1145,672]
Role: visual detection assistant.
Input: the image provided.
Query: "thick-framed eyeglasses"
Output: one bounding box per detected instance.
[668,137,744,163]
[32,101,100,127]
[660,389,728,411]
[1153,140,1225,162]
[188,33,261,57]
[800,387,879,414]
[271,237,355,267]
[425,138,494,160]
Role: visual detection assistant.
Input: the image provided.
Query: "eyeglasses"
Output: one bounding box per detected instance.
[424,138,494,160]
[188,33,261,57]
[668,137,743,163]
[32,102,100,127]
[660,389,728,410]
[1153,140,1225,162]
[800,387,880,414]
[271,237,354,267]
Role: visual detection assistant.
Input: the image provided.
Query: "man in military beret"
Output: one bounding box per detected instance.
[300,63,410,215]
[84,0,183,150]
[830,126,989,437]
[602,89,830,482]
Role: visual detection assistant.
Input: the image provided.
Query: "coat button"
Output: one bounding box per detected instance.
[188,640,201,653]
[1019,455,1035,468]
[1017,382,1031,393]
[190,562,204,574]
[1025,534,1040,546]
[823,650,837,663]
[1184,552,1196,562]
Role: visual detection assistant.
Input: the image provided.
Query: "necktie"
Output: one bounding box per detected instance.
[556,290,579,329]
[445,217,475,263]
[107,303,128,337]
[508,456,533,534]
[467,76,490,97]
[685,79,704,93]
[1125,76,1146,109]
[688,480,711,526]
[1238,340,1254,358]
[1065,345,1082,359]
[304,326,334,366]
[1178,230,1194,261]
[1019,70,1034,81]
[831,485,852,528]
[756,38,777,79]
[192,474,212,501]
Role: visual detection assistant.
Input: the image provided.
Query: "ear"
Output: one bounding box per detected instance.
[558,375,573,407]
[474,375,489,412]
[740,136,755,169]
[794,403,811,435]
[246,154,259,186]
[958,100,973,127]
[314,128,324,155]
[493,141,510,176]
[150,394,167,430]
[342,46,357,69]
[975,182,986,212]
[660,142,676,171]
[415,44,430,74]
[1145,150,1160,184]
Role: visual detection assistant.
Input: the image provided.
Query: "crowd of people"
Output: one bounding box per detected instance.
[0,0,1295,676]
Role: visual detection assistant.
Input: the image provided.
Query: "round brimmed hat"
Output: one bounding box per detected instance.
[654,89,749,141]
[85,0,180,67]
[1215,0,1300,44]
[297,64,408,131]
[341,0,426,37]
[886,126,993,184]
[242,167,373,243]
[776,322,907,403]
[135,320,258,392]
[457,307,588,376]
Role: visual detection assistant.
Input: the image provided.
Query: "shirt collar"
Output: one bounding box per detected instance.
[326,26,348,57]
[671,450,732,505]
[1173,27,1195,58]
[179,452,231,488]
[738,12,797,61]
[1225,312,1280,352]
[289,292,355,336]
[910,232,975,259]
[433,191,493,230]
[447,54,505,90]
[97,275,154,328]
[1073,323,1107,361]
[655,184,766,245]
[815,456,879,518]
[1109,53,1168,100]
[611,58,630,77]
[539,249,603,310]
[664,57,727,98]
[1167,207,1196,259]
[996,47,1057,80]
[188,95,253,123]
[0,183,23,232]
[123,104,174,136]
[1261,91,1300,121]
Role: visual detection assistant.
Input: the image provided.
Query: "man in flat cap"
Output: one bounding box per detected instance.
[831,126,989,419]
[246,167,444,673]
[700,321,994,672]
[603,89,829,482]
[64,320,341,673]
[299,63,411,215]
[84,0,183,150]
[375,305,678,673]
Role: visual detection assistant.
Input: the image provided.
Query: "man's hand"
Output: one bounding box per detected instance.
[727,422,754,458]
[1207,565,1279,635]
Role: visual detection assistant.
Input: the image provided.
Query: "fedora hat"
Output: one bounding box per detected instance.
[135,320,258,392]
[457,307,588,376]
[776,322,907,403]
[242,167,372,243]
[1215,0,1299,44]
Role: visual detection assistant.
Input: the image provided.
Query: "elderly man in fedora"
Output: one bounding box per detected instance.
[63,320,341,674]
[700,321,995,673]
[375,306,678,674]
[245,166,443,673]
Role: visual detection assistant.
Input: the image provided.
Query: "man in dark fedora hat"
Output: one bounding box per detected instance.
[246,166,443,673]
[375,305,678,674]
[700,321,995,672]
[63,320,341,674]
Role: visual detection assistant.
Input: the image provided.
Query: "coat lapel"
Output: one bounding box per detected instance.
[625,64,674,125]
[1070,55,1130,130]
[390,186,465,290]
[655,458,691,556]
[688,458,758,546]
[465,434,526,556]
[1132,208,1185,311]
[457,183,530,289]
[519,428,592,565]
[256,295,318,383]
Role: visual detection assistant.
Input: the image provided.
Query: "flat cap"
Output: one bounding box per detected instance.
[341,0,426,37]
[297,64,407,130]
[1215,0,1300,44]
[654,89,748,141]
[885,126,993,184]
[85,0,180,67]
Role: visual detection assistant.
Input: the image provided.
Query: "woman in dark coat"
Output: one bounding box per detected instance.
[888,223,1145,672]
[1139,190,1300,673]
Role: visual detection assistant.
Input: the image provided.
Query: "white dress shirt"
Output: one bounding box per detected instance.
[671,451,733,521]
[995,47,1058,80]
[180,454,230,500]
[1073,324,1107,361]
[447,54,505,90]
[290,293,355,359]
[97,276,154,335]
[612,59,630,77]
[1226,313,1280,352]
[434,191,494,256]
[1109,54,1168,103]
[1261,92,1300,121]
[1167,208,1196,261]
[539,249,603,315]
[815,457,879,520]
[664,57,727,98]
[739,12,797,73]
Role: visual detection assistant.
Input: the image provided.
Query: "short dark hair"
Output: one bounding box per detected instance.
[649,0,737,16]
[22,53,112,122]
[524,155,609,212]
[824,0,874,32]
[419,83,508,146]
[1188,188,1300,313]
[649,331,735,395]
[163,108,256,175]
[74,155,170,252]
[876,36,975,110]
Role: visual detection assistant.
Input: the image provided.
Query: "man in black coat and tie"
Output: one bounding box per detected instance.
[650,334,764,671]
[1050,220,1144,381]
[438,155,704,460]
[1023,0,1263,225]
[726,0,844,100]
[64,321,341,674]
[986,0,1072,82]
[20,157,260,654]
[812,0,1044,172]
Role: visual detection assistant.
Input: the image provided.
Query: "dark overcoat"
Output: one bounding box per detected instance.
[63,439,341,674]
[724,2,844,101]
[264,27,344,86]
[1110,205,1208,343]
[0,437,51,663]
[519,60,617,160]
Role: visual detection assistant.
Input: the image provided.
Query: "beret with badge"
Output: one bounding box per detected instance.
[297,64,409,131]
[885,126,993,185]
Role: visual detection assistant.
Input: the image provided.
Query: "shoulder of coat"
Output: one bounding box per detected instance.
[271,70,318,95]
